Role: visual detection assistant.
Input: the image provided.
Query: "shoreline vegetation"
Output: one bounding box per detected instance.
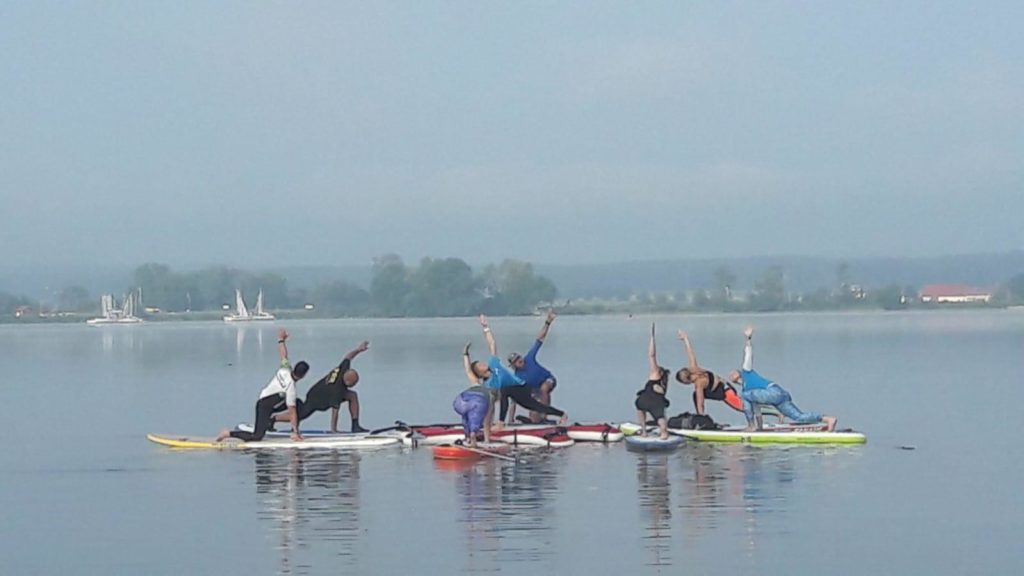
[3,255,1024,324]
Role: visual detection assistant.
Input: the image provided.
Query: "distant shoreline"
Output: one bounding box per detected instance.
[1,304,1012,326]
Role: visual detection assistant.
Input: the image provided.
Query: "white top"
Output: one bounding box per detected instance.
[257,361,297,407]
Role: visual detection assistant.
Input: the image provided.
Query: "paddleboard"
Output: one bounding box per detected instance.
[235,423,411,442]
[432,442,512,461]
[678,428,866,444]
[564,423,624,443]
[624,434,684,452]
[619,421,830,437]
[147,433,400,450]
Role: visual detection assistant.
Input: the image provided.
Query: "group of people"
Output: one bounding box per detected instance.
[215,315,836,446]
[635,323,836,440]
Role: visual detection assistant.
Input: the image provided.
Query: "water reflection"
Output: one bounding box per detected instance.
[254,451,362,576]
[234,326,266,357]
[436,451,563,573]
[635,454,673,567]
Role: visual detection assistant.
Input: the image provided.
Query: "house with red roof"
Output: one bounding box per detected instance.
[918,284,992,304]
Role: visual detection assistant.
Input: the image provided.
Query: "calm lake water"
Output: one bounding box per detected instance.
[2,311,1023,574]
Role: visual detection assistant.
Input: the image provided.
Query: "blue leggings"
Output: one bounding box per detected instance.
[742,384,821,424]
[453,391,490,435]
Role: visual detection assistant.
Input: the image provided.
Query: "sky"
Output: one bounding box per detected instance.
[1,1,1021,268]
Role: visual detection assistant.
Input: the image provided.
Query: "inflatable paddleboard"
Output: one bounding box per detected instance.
[431,442,512,461]
[564,424,624,443]
[678,428,866,444]
[624,434,684,452]
[619,421,830,437]
[412,425,575,448]
[147,433,400,450]
[235,423,411,443]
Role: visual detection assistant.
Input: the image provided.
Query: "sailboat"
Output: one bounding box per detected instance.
[223,288,275,323]
[86,290,144,325]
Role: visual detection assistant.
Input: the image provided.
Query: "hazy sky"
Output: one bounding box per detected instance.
[2,2,1021,268]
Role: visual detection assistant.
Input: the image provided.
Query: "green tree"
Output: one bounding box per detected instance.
[750,266,787,312]
[370,254,410,317]
[404,257,481,317]
[1008,273,1024,304]
[481,259,557,315]
[873,284,907,311]
[311,281,371,317]
[712,266,737,309]
[58,285,92,312]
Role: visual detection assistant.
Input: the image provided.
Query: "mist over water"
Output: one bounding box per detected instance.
[2,310,1023,573]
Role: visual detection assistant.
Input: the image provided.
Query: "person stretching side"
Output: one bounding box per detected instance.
[217,329,309,442]
[456,342,496,449]
[506,310,561,424]
[482,314,568,427]
[634,323,671,440]
[674,329,744,416]
[728,326,837,432]
[273,340,370,433]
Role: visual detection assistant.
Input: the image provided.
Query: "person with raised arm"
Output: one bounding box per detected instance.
[634,323,671,440]
[217,328,310,442]
[474,315,568,427]
[273,340,371,433]
[674,330,744,416]
[728,326,837,432]
[455,341,496,448]
[506,310,561,424]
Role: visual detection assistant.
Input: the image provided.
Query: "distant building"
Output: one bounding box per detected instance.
[919,284,992,304]
[14,306,35,318]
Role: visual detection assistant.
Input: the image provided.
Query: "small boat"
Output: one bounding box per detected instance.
[86,292,143,325]
[223,288,275,323]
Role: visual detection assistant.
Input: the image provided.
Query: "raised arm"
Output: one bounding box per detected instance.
[463,342,479,384]
[344,340,370,361]
[648,323,661,379]
[742,325,754,371]
[277,328,290,363]
[678,330,699,370]
[536,310,557,342]
[480,315,497,356]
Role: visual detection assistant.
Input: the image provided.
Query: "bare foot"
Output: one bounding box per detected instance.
[215,429,230,442]
[659,433,670,440]
[822,416,837,432]
[491,421,505,431]
[558,414,568,426]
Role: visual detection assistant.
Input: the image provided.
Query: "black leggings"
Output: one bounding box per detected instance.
[499,385,564,421]
[230,396,284,442]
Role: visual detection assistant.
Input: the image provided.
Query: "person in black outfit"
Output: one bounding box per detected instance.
[635,323,671,440]
[272,340,370,433]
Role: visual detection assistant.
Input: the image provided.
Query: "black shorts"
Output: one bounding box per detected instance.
[635,391,669,420]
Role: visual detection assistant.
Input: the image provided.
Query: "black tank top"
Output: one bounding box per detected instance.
[643,379,666,397]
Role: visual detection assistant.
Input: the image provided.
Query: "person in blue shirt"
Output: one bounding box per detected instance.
[728,325,837,432]
[506,310,560,424]
[461,315,534,435]
[469,314,568,427]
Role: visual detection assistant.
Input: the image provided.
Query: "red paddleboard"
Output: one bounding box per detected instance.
[432,443,512,460]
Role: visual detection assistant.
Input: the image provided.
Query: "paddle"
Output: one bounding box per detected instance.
[454,439,518,463]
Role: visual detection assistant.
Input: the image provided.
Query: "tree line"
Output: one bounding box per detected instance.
[114,256,554,317]
[5,261,1024,319]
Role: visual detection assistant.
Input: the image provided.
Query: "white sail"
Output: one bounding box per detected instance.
[224,288,274,322]
[234,289,250,318]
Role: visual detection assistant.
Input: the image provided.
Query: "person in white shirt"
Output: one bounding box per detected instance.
[216,328,310,442]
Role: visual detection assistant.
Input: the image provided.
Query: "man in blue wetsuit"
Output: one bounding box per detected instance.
[506,310,560,424]
[728,325,837,432]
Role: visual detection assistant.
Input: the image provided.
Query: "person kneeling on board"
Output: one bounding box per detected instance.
[216,328,309,442]
[483,315,568,426]
[634,323,672,440]
[456,342,497,449]
[272,340,370,433]
[728,325,837,432]
[505,310,562,424]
